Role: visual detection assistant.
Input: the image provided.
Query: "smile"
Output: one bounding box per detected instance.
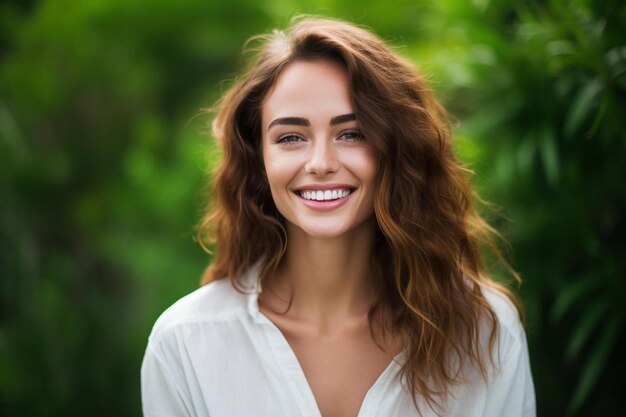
[298,189,352,201]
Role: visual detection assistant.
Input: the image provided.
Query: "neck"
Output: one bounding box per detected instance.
[265,217,379,326]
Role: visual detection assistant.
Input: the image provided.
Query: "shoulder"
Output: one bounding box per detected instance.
[482,286,523,333]
[473,287,536,415]
[147,278,251,348]
[480,285,527,370]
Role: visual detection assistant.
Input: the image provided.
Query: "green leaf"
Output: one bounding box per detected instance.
[539,128,559,187]
[516,132,537,177]
[564,78,604,138]
[550,274,602,325]
[547,40,575,57]
[568,315,622,414]
[565,298,609,360]
[605,46,626,80]
[587,92,608,139]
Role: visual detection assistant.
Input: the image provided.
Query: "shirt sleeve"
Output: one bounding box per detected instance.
[141,344,195,417]
[482,327,536,417]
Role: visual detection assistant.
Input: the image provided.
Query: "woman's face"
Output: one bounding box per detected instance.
[261,59,377,238]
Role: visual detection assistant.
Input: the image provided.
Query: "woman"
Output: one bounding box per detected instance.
[141,16,535,417]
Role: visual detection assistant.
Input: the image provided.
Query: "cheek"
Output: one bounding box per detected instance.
[263,150,302,191]
[344,148,378,183]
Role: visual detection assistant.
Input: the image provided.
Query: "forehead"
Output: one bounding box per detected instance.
[262,59,353,128]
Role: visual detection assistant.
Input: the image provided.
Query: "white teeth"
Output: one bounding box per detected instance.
[299,189,352,201]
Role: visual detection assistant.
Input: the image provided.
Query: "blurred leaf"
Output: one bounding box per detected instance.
[538,128,559,187]
[564,78,604,138]
[550,274,602,325]
[587,91,608,139]
[565,297,609,360]
[605,45,626,80]
[516,132,537,177]
[547,39,575,58]
[568,315,622,414]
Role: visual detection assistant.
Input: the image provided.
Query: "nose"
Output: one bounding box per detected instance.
[304,138,340,177]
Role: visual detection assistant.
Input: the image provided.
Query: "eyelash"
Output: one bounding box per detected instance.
[276,134,304,144]
[276,129,365,144]
[340,129,365,142]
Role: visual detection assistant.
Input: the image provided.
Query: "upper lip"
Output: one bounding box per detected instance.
[293,183,356,191]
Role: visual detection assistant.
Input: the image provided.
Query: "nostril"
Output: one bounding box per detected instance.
[305,149,340,176]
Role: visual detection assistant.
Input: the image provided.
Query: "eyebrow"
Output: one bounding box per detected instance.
[330,113,356,125]
[267,113,356,131]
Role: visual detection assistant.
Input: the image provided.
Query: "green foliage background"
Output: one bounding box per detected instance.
[1,0,624,416]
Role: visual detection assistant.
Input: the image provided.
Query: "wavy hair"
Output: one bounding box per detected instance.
[198,15,523,415]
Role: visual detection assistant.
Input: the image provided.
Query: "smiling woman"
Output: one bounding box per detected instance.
[141,16,535,417]
[262,59,377,238]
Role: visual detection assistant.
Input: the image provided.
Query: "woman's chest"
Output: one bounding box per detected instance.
[279,322,399,417]
[178,321,485,417]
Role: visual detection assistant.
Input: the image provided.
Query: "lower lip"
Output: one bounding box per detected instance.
[295,191,353,212]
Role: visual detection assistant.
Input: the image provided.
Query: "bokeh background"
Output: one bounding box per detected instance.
[1,0,624,416]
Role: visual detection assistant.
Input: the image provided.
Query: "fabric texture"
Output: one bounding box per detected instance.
[141,263,536,417]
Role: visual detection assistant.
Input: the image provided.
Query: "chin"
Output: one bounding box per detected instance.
[290,215,375,240]
[297,224,351,239]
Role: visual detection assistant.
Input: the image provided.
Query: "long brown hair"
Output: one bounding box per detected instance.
[198,15,523,415]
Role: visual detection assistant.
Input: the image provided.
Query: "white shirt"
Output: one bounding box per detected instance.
[141,264,536,417]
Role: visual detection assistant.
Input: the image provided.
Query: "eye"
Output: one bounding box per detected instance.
[276,134,305,145]
[338,129,365,142]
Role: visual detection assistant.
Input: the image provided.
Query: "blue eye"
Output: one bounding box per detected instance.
[276,134,304,144]
[339,129,365,142]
